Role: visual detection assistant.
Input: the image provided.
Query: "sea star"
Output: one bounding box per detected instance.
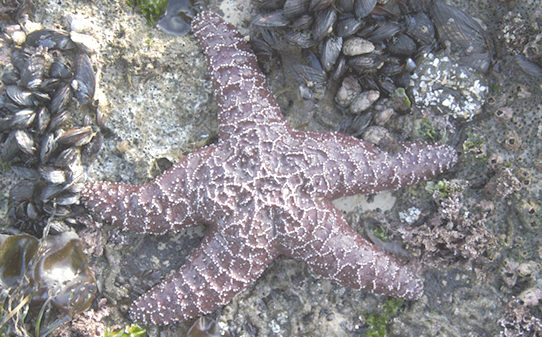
[80,11,458,325]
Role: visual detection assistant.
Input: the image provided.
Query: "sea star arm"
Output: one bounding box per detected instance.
[294,131,458,199]
[192,11,287,138]
[279,197,423,300]
[129,228,277,325]
[80,145,217,233]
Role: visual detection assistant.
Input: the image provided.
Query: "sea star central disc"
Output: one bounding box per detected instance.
[81,11,457,325]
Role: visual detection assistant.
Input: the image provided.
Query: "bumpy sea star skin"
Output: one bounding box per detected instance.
[80,11,458,325]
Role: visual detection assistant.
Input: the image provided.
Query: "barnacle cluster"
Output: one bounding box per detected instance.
[498,6,542,80]
[498,259,542,336]
[398,179,497,263]
[251,0,492,126]
[0,232,96,336]
[410,52,488,120]
[0,17,101,236]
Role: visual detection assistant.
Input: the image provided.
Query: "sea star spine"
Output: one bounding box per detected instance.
[280,197,423,299]
[191,11,286,137]
[82,145,216,234]
[293,131,457,198]
[80,11,458,326]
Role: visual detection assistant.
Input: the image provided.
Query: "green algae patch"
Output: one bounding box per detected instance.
[127,0,167,25]
[364,298,404,337]
[105,324,147,337]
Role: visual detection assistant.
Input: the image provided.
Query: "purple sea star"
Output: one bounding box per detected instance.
[80,11,458,325]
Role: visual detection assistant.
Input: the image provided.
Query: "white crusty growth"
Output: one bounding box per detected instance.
[80,11,458,325]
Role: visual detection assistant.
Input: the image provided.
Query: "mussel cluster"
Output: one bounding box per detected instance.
[0,23,100,235]
[251,0,492,123]
[0,232,96,335]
